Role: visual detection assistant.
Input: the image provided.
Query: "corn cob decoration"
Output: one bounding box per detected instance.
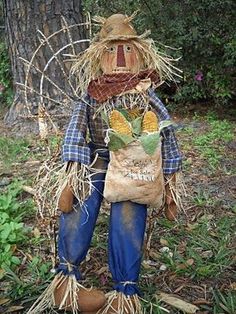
[109,110,132,136]
[142,111,159,133]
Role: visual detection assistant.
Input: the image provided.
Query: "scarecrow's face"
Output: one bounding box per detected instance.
[100,40,143,74]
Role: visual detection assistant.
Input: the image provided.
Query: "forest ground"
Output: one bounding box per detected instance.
[0,103,235,314]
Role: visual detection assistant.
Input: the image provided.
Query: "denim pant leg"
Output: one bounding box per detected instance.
[108,201,147,295]
[57,159,107,280]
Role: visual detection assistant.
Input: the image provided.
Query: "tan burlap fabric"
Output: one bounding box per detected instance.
[104,141,164,207]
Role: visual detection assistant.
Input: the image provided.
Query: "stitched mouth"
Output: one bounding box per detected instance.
[112,68,131,73]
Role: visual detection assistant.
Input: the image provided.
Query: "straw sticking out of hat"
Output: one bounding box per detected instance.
[70,13,182,96]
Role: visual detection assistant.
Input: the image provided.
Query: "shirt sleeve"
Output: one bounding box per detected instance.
[148,88,182,174]
[62,99,91,165]
[161,126,182,174]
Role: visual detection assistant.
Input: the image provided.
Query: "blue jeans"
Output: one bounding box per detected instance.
[57,153,147,295]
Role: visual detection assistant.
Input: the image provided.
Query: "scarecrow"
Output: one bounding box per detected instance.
[28,13,183,314]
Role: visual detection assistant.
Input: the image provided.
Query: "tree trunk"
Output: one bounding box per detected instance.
[3,0,87,133]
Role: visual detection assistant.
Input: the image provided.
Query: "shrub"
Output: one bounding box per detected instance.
[0,42,13,106]
[83,0,236,106]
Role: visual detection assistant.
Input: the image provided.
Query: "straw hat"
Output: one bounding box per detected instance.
[94,13,141,41]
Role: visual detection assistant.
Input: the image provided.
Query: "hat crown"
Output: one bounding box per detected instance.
[99,14,137,39]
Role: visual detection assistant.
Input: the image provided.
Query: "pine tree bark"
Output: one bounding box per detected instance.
[3,0,87,132]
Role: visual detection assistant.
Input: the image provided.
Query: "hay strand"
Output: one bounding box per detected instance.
[26,273,87,314]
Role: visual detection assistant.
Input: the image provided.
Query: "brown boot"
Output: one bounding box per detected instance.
[165,174,178,221]
[53,276,106,312]
[165,201,178,221]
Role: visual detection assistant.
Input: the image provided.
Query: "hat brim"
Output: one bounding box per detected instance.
[97,30,151,43]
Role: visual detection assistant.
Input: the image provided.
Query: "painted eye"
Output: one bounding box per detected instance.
[108,46,116,53]
[125,45,132,52]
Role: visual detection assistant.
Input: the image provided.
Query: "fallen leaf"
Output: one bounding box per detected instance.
[22,185,36,195]
[200,250,213,258]
[149,250,161,260]
[142,260,153,269]
[33,227,41,238]
[159,264,167,271]
[0,269,6,279]
[157,292,199,313]
[199,214,214,221]
[160,238,169,246]
[229,282,236,290]
[159,247,170,253]
[186,223,199,231]
[193,299,212,305]
[174,285,186,293]
[209,231,218,237]
[177,263,187,270]
[85,251,90,262]
[186,258,194,266]
[178,242,187,254]
[6,306,24,312]
[0,299,10,306]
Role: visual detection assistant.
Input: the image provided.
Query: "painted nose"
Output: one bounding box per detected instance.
[117,45,126,67]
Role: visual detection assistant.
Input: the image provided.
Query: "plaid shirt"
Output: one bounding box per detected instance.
[62,89,182,174]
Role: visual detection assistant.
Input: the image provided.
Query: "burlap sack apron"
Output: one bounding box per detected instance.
[104,141,164,208]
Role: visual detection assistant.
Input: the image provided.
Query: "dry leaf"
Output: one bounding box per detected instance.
[186,223,199,231]
[33,227,41,238]
[149,250,161,260]
[142,260,153,269]
[6,306,24,312]
[178,242,187,254]
[229,282,236,290]
[193,299,212,305]
[159,264,167,271]
[157,292,199,313]
[177,263,187,270]
[159,247,170,253]
[200,250,213,258]
[174,285,185,293]
[186,258,194,266]
[0,298,10,306]
[0,269,6,279]
[200,214,214,221]
[22,185,36,195]
[160,238,169,246]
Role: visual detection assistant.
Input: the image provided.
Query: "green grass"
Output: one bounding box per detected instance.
[0,181,53,305]
[0,137,31,168]
[0,135,62,307]
[0,135,62,169]
[213,290,236,314]
[155,214,235,279]
[192,187,216,207]
[179,112,234,172]
[192,117,234,170]
[0,116,235,312]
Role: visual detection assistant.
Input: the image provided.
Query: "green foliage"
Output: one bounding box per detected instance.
[213,290,236,314]
[83,0,236,106]
[4,261,53,301]
[157,214,235,279]
[192,116,233,169]
[0,182,32,274]
[0,42,13,106]
[0,136,30,168]
[139,132,160,155]
[108,131,134,151]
